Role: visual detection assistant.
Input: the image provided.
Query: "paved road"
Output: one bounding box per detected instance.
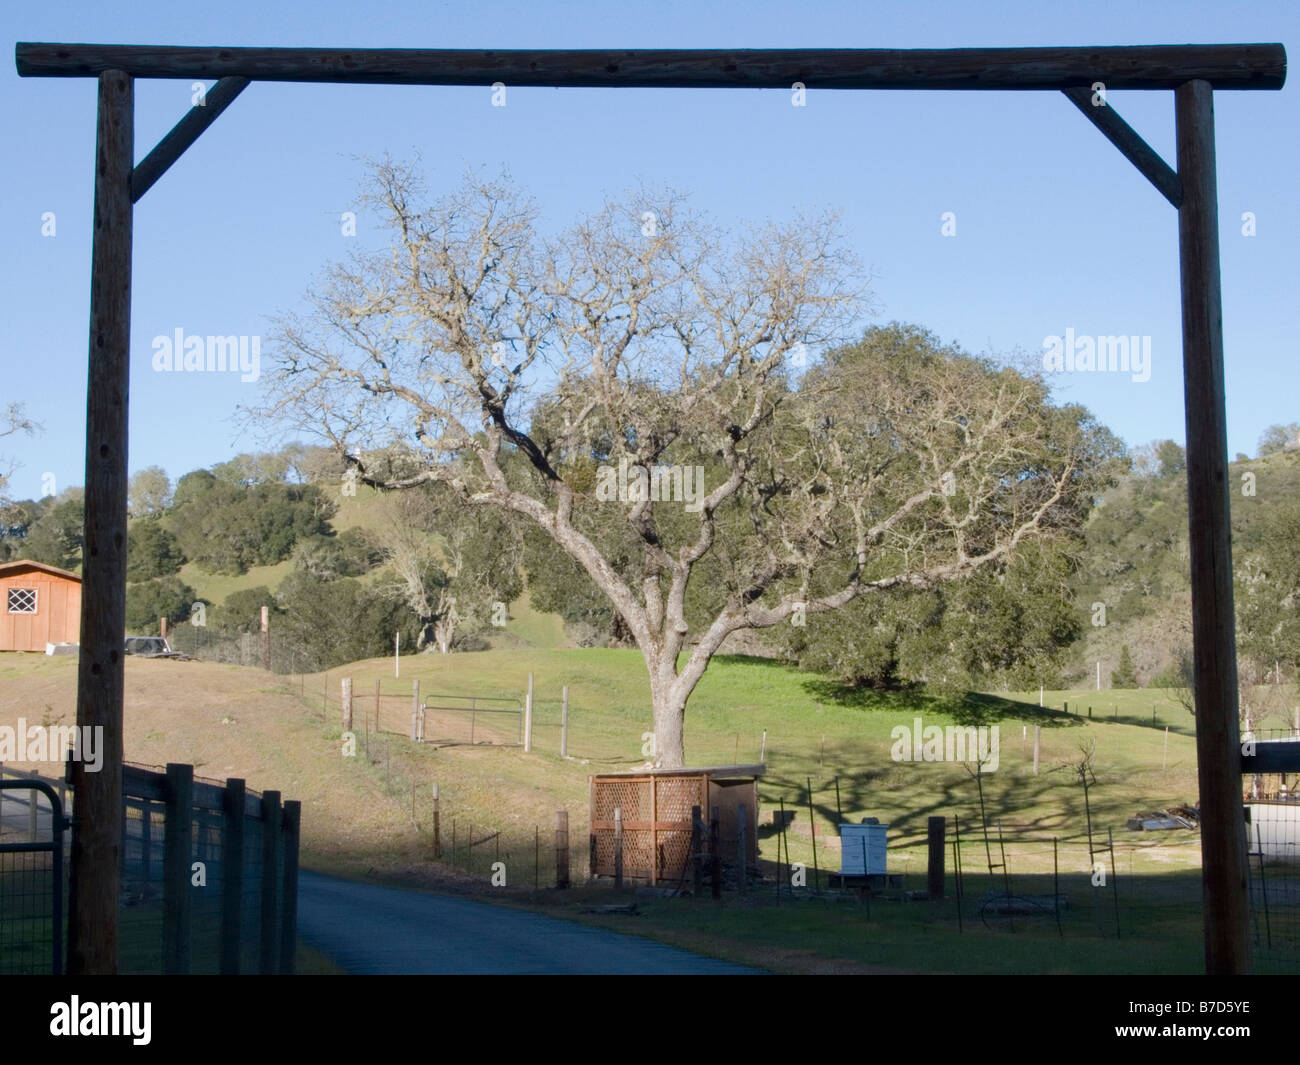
[296,871,755,974]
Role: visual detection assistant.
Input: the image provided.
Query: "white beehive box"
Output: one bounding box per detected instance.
[839,823,888,875]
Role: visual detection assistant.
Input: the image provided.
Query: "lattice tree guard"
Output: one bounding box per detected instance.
[589,767,762,886]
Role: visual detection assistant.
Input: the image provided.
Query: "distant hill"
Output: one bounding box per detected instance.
[1068,446,1300,686]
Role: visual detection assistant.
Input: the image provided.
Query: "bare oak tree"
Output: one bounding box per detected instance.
[257,163,1116,767]
[0,402,41,504]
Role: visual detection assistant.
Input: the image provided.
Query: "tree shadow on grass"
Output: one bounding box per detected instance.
[800,678,1081,729]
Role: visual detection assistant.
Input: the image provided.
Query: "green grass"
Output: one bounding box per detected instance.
[179,559,293,606]
[4,636,1272,974]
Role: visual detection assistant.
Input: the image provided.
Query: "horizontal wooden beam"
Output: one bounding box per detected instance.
[15,42,1286,90]
[1063,87,1183,207]
[132,76,248,203]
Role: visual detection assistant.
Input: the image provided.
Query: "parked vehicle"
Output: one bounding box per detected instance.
[124,636,176,658]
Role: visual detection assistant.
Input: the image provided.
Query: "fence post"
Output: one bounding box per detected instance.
[737,803,747,895]
[342,677,353,732]
[555,810,570,888]
[141,801,151,881]
[690,804,703,896]
[279,799,300,975]
[411,679,420,742]
[1033,726,1040,776]
[163,763,193,975]
[927,815,946,899]
[260,605,270,671]
[710,807,721,899]
[159,615,167,640]
[260,790,282,974]
[220,778,245,974]
[524,672,534,752]
[560,685,568,759]
[613,806,623,889]
[432,781,441,858]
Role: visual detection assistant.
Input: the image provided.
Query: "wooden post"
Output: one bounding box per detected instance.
[220,778,245,974]
[140,802,151,880]
[68,68,133,977]
[260,790,282,974]
[1033,726,1040,776]
[737,803,747,895]
[1177,77,1249,975]
[555,810,569,888]
[159,616,167,639]
[613,806,623,889]
[279,799,300,975]
[162,763,193,974]
[806,776,820,893]
[260,604,270,670]
[927,815,946,899]
[410,679,420,741]
[648,775,657,886]
[710,808,721,899]
[560,685,568,759]
[341,677,353,732]
[432,781,441,858]
[523,672,534,752]
[691,804,703,896]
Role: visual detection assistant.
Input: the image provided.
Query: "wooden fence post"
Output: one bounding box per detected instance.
[555,810,570,888]
[260,605,270,671]
[260,790,282,974]
[341,677,353,732]
[411,679,420,742]
[927,815,946,899]
[613,806,623,889]
[524,672,534,752]
[560,685,568,759]
[140,802,151,880]
[691,804,703,896]
[220,778,245,974]
[159,616,167,640]
[163,763,193,975]
[710,807,721,899]
[279,799,301,975]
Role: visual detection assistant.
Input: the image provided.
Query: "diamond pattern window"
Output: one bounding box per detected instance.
[7,587,37,614]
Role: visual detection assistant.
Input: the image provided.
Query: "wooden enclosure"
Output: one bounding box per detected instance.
[0,560,82,652]
[589,765,762,884]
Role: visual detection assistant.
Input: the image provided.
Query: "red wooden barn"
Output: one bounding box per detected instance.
[0,559,82,652]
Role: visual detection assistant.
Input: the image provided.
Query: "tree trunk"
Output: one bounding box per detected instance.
[650,685,686,769]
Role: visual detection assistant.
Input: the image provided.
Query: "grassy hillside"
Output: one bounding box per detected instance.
[11,640,1293,972]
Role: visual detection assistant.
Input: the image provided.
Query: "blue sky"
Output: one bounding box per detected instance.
[3,0,1297,499]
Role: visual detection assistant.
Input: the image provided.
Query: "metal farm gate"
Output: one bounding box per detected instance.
[0,778,68,974]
